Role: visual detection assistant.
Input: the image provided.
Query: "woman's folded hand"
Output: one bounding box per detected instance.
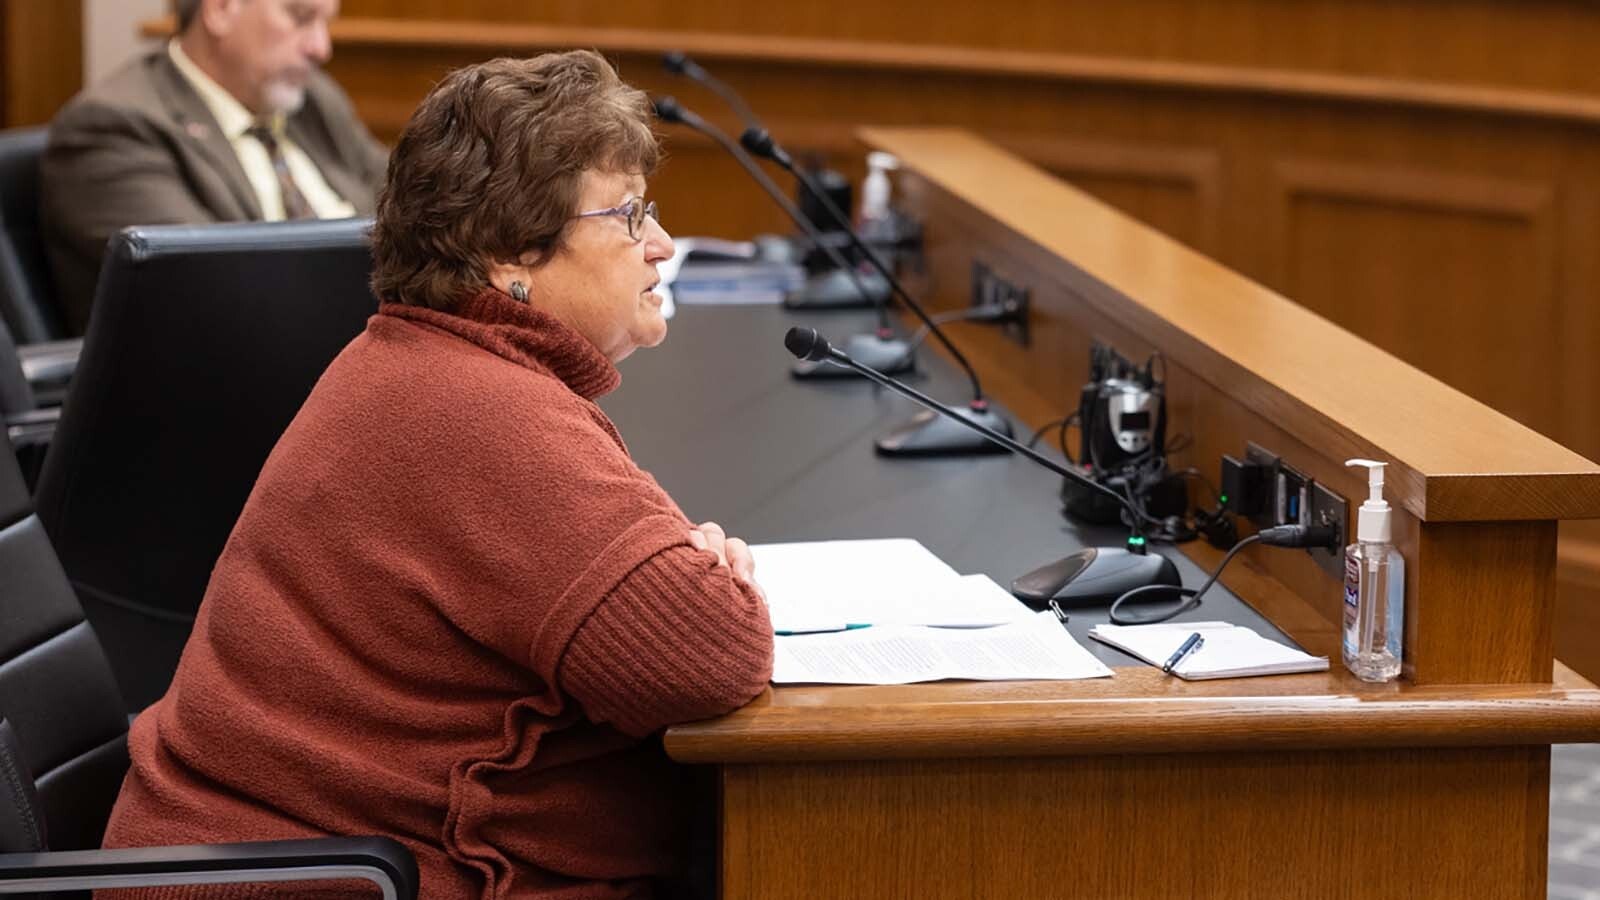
[689,521,765,603]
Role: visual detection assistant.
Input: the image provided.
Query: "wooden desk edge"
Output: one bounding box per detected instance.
[665,670,1600,763]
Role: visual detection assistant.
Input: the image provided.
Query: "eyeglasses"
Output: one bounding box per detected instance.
[571,198,659,242]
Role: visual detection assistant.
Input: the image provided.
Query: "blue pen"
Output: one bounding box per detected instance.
[1161,632,1205,674]
[775,623,872,636]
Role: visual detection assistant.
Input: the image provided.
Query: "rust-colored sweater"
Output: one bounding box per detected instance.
[99,287,775,899]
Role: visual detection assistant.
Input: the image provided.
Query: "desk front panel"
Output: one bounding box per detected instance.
[719,747,1547,900]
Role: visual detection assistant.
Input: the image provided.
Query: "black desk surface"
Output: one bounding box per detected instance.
[599,303,1290,668]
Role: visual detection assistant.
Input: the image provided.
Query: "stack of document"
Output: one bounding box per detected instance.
[753,539,1030,634]
[751,539,1111,685]
[1087,621,1328,681]
[772,612,1113,685]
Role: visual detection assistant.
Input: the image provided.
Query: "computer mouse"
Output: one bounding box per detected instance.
[1010,547,1182,609]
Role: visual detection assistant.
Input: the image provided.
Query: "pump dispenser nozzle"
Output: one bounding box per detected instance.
[1345,458,1392,543]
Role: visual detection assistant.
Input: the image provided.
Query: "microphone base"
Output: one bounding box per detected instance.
[1010,547,1182,609]
[875,405,1013,457]
[792,333,915,379]
[782,268,890,310]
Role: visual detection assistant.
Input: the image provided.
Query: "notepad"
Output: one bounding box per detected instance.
[751,539,1033,634]
[1087,621,1328,680]
[772,611,1114,685]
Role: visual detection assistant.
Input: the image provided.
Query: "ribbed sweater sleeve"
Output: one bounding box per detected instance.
[560,544,774,738]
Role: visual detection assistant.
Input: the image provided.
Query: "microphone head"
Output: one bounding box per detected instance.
[784,327,833,362]
[651,95,685,124]
[662,50,703,78]
[740,127,791,166]
[739,127,775,159]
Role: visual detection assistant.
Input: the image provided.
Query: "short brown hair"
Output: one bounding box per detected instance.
[370,51,659,311]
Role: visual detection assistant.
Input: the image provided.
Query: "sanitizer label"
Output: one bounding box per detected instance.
[1342,552,1360,658]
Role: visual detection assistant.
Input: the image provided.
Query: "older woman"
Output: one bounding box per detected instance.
[99,51,774,898]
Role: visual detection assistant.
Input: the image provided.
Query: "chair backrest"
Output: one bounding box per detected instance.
[32,219,376,710]
[0,316,35,418]
[0,436,129,853]
[0,717,46,854]
[0,127,65,344]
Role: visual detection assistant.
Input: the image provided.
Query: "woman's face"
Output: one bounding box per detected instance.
[523,169,675,363]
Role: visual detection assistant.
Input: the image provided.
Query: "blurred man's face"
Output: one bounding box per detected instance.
[208,0,338,114]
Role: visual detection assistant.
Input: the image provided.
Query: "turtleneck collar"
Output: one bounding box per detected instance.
[377,286,621,400]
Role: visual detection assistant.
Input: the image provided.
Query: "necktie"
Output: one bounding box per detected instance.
[245,124,313,220]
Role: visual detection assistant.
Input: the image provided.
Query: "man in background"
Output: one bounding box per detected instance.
[41,0,387,334]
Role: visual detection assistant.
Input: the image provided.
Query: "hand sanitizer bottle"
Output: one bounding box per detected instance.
[857,151,898,241]
[1343,459,1404,682]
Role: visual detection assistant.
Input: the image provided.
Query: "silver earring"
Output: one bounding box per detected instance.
[509,281,529,303]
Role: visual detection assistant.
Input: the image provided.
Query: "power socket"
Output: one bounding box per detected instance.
[1277,461,1309,527]
[970,260,1030,346]
[1307,482,1349,580]
[1231,441,1348,579]
[1244,441,1281,529]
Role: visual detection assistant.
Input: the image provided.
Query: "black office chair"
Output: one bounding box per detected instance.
[1,318,54,493]
[0,127,65,344]
[33,219,378,711]
[0,127,79,407]
[0,440,416,897]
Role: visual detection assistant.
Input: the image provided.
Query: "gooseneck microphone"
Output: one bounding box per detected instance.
[660,55,888,312]
[784,326,1181,606]
[651,96,911,377]
[660,52,908,363]
[662,51,761,132]
[660,52,1010,455]
[752,124,1011,455]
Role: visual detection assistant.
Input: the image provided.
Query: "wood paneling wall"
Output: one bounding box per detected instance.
[303,0,1600,678]
[1,0,82,127]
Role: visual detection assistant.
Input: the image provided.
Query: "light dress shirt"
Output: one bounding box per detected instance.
[167,40,355,221]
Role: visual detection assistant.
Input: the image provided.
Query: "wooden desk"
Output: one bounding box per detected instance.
[660,130,1600,899]
[669,668,1600,899]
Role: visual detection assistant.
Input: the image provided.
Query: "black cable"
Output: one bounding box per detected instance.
[1108,533,1261,625]
[1105,523,1339,625]
[1147,350,1167,387]
[1056,414,1078,465]
[887,306,1013,370]
[1027,418,1067,450]
[1178,466,1220,505]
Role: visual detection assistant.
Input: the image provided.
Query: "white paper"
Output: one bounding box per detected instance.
[772,612,1114,685]
[752,539,1030,634]
[1087,621,1328,680]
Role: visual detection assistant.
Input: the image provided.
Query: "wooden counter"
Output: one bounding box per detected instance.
[664,129,1600,898]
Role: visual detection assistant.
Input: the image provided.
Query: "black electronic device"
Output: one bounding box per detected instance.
[1062,345,1176,527]
[1010,547,1180,607]
[649,96,908,377]
[1079,343,1166,471]
[782,326,1181,607]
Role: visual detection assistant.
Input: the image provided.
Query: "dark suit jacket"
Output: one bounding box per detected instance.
[40,48,388,335]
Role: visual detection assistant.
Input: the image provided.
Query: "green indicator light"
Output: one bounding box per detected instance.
[1220,493,1229,504]
[1128,536,1146,546]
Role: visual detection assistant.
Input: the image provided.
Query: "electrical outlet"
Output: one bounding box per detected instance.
[1308,482,1349,579]
[1244,442,1281,529]
[969,260,1030,346]
[1229,441,1348,580]
[1278,462,1309,527]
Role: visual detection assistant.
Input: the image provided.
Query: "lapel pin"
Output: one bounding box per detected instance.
[185,121,211,141]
